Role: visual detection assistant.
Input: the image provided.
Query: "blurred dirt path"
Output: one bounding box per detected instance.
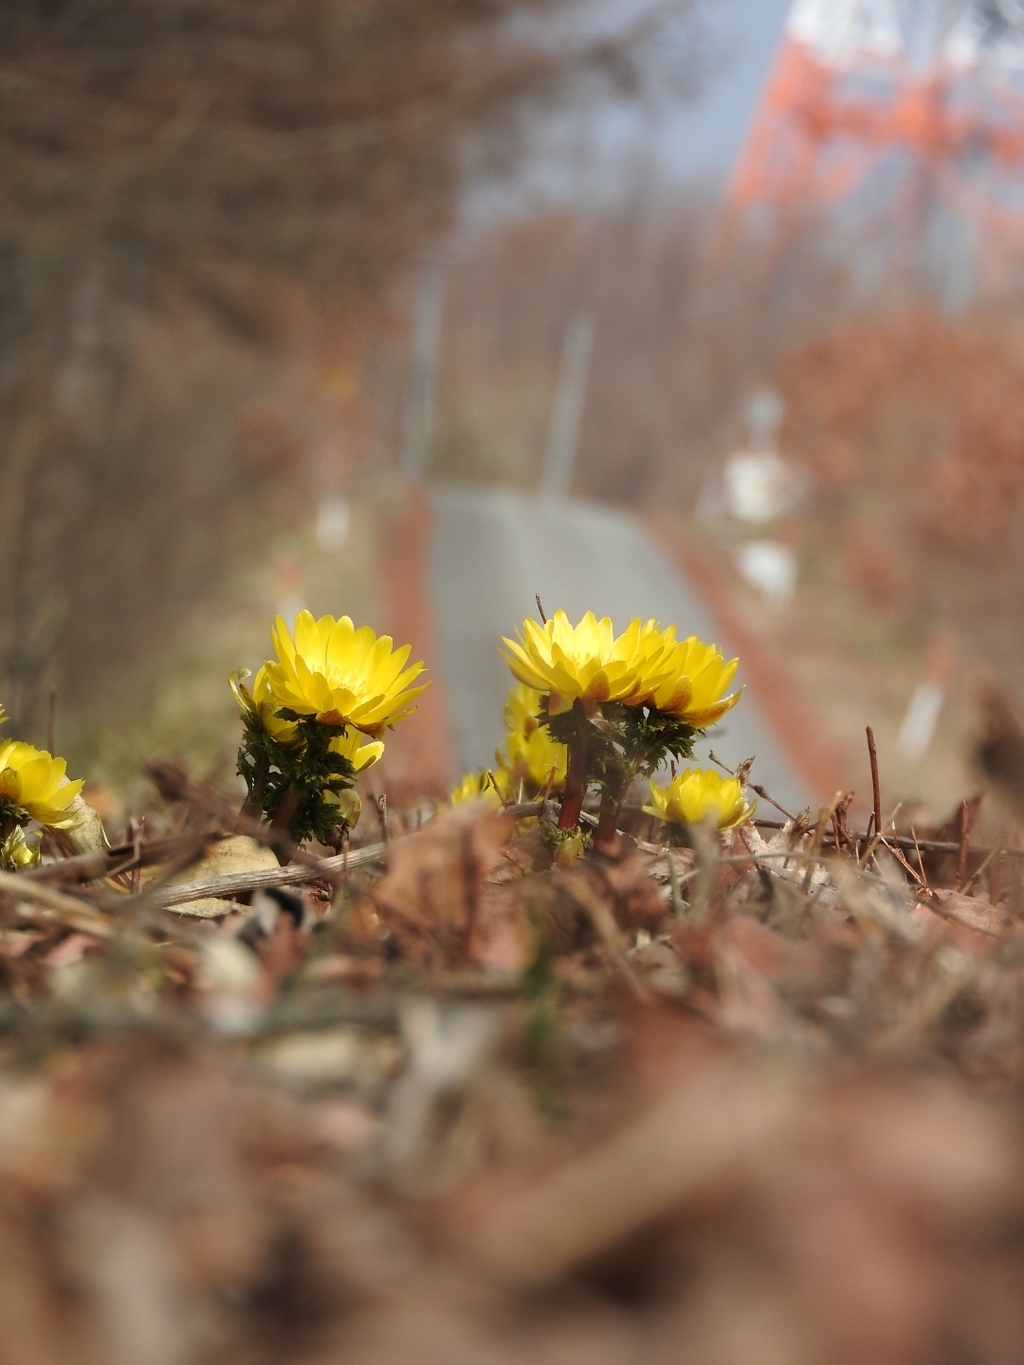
[428,485,815,814]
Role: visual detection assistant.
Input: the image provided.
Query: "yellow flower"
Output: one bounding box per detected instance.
[502,611,678,717]
[1,825,38,869]
[232,666,384,771]
[262,610,428,737]
[496,684,567,793]
[330,726,384,774]
[232,665,298,746]
[450,769,507,808]
[502,682,544,740]
[502,726,568,795]
[638,629,741,728]
[0,739,84,828]
[643,767,755,832]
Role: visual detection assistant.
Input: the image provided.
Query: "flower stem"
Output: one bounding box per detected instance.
[269,784,301,863]
[557,728,589,830]
[593,787,621,853]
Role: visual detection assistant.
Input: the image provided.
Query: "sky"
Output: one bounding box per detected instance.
[644,0,792,182]
[465,0,792,221]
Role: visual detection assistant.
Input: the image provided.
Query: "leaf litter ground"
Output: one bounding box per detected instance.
[3,757,1024,1364]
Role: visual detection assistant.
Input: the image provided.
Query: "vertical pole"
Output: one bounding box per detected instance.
[541,313,594,500]
[401,254,445,481]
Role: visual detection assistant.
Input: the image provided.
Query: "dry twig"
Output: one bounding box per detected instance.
[866,725,882,842]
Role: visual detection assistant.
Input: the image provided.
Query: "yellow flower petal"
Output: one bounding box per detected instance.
[501,610,655,708]
[643,768,755,832]
[495,684,567,794]
[330,728,385,773]
[450,770,506,808]
[260,611,428,734]
[0,737,85,828]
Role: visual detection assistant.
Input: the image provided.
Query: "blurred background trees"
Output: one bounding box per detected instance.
[431,199,847,504]
[0,0,700,754]
[8,0,1024,815]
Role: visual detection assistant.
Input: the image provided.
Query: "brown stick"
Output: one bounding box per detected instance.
[708,750,794,821]
[963,842,1002,896]
[801,793,842,892]
[152,841,389,909]
[956,800,973,890]
[858,802,903,869]
[866,726,882,845]
[750,817,1022,861]
[830,805,844,856]
[881,834,925,886]
[909,824,929,889]
[23,833,212,885]
[0,870,115,939]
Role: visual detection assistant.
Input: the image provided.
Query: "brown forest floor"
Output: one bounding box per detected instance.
[2,715,1024,1363]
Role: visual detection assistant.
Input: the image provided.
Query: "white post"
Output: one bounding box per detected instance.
[401,255,445,481]
[541,313,594,500]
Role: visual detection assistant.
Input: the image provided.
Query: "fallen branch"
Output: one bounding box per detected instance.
[753,818,1017,860]
[152,841,389,909]
[25,833,214,885]
[0,869,115,939]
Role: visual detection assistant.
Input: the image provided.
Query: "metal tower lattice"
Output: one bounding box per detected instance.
[731,1,1024,250]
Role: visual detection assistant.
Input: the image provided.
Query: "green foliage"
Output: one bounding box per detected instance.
[542,696,701,804]
[540,823,588,865]
[0,799,31,839]
[237,710,358,847]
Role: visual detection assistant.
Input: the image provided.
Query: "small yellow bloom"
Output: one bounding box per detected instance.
[496,684,567,793]
[551,828,586,867]
[502,610,678,717]
[502,682,543,740]
[502,727,568,795]
[232,665,298,746]
[330,726,384,774]
[638,628,741,728]
[643,768,755,832]
[322,787,363,830]
[450,769,507,808]
[1,826,38,869]
[0,739,84,828]
[262,610,428,736]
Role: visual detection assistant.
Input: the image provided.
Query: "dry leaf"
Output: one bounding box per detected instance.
[366,802,514,967]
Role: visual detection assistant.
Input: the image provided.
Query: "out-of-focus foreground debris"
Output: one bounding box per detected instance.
[5,783,1024,1362]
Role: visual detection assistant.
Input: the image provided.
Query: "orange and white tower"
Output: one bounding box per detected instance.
[731,1,1024,265]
